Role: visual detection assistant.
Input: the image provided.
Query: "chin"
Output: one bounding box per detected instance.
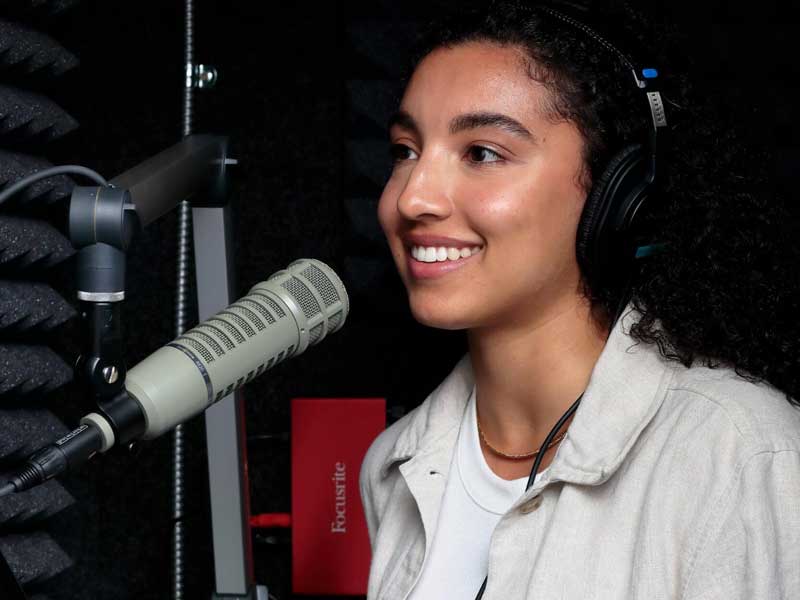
[407,294,472,331]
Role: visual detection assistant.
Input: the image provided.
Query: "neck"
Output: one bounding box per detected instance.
[467,293,608,456]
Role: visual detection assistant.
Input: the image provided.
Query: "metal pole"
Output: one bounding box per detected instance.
[172,0,195,597]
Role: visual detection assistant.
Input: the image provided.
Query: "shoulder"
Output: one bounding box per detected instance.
[665,362,800,454]
[623,356,800,520]
[669,367,800,598]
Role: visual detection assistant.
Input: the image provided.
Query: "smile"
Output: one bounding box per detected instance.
[406,245,483,280]
[411,245,483,263]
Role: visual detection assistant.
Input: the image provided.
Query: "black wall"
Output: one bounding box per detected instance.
[5,1,797,598]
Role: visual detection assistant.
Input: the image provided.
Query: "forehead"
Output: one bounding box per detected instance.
[400,42,552,130]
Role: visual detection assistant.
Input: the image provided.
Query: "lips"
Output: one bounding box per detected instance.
[404,243,483,280]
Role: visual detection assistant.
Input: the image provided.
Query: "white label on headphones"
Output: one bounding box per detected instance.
[647,92,667,128]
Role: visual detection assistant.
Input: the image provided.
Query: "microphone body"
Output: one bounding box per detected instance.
[124,258,348,439]
[0,258,348,496]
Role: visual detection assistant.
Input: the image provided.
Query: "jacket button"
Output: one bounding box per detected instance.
[519,495,543,514]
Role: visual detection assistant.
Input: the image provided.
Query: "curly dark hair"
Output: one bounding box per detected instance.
[406,0,800,405]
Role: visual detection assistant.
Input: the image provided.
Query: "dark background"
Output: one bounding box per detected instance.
[2,1,798,598]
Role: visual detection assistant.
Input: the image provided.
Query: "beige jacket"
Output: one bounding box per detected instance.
[359,309,800,599]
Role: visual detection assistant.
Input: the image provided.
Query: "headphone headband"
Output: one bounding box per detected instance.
[529,3,671,289]
[537,5,668,162]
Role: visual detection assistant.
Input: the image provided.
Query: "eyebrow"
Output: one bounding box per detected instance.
[388,109,534,141]
[449,111,534,140]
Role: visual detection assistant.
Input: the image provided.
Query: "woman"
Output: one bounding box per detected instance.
[359,2,800,599]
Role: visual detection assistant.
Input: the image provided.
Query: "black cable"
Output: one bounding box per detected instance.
[474,393,583,600]
[474,286,634,598]
[0,165,107,205]
[524,394,583,491]
[0,424,105,500]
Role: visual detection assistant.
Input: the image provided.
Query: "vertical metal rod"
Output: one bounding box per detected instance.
[173,0,194,598]
[195,207,257,597]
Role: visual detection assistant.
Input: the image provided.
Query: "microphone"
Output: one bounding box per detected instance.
[0,258,349,497]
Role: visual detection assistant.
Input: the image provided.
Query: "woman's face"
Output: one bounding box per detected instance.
[378,41,588,331]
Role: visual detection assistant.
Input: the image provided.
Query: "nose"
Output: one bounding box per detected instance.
[395,155,452,222]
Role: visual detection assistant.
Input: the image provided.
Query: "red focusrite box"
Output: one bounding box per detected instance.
[291,397,386,595]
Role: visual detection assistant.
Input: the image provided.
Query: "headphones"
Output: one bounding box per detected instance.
[473,6,668,598]
[537,5,669,291]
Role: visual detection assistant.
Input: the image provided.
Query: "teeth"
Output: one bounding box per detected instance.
[410,245,483,263]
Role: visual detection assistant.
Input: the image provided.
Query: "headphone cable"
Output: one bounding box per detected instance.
[474,286,633,599]
[474,392,583,599]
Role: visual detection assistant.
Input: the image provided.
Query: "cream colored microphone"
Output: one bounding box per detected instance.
[0,258,349,498]
[121,258,349,440]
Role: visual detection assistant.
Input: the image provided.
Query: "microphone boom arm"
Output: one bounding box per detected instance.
[109,134,229,228]
[68,135,230,406]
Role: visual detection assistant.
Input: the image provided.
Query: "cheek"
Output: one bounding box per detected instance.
[464,181,566,236]
[465,168,584,262]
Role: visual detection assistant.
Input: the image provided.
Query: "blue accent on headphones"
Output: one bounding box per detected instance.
[635,243,667,258]
[642,68,658,79]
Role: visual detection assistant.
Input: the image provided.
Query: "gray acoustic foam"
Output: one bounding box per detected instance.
[0,3,80,595]
[0,344,72,399]
[0,531,73,587]
[0,150,75,206]
[0,85,78,144]
[0,216,74,269]
[0,280,76,332]
[0,20,79,78]
[0,407,68,462]
[0,480,74,532]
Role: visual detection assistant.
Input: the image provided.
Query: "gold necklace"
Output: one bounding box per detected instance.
[476,415,567,460]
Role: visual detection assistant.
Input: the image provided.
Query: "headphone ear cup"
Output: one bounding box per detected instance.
[576,143,649,287]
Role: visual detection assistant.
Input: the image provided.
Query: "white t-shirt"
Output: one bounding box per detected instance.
[408,386,547,599]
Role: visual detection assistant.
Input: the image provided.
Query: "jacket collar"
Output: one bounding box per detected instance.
[379,306,678,485]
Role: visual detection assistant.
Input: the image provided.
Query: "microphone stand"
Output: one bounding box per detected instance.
[70,184,136,410]
[1,133,265,599]
[0,134,266,599]
[67,135,266,598]
[69,134,228,428]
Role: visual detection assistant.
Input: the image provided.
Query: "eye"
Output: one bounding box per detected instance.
[390,143,419,163]
[466,145,503,164]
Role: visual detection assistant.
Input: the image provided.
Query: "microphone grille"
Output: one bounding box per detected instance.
[280,276,321,319]
[279,259,349,340]
[246,259,349,353]
[297,262,341,308]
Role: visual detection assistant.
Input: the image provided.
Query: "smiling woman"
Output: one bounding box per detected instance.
[380,41,589,335]
[359,2,800,600]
